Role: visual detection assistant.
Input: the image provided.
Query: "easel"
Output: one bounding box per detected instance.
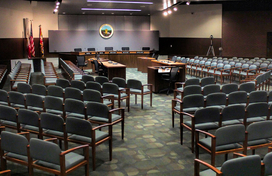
[206,35,215,56]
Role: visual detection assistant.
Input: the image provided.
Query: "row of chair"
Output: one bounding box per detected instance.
[41,60,59,86]
[195,121,272,167]
[175,100,272,152]
[8,61,32,91]
[195,152,272,176]
[59,58,84,80]
[0,106,121,171]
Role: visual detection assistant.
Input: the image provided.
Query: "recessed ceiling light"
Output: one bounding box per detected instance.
[102,12,104,14]
[87,0,153,4]
[140,5,145,7]
[81,8,141,11]
[111,13,114,14]
[62,12,66,14]
[87,4,92,6]
[82,12,85,14]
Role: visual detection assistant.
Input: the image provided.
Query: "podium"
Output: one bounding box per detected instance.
[29,57,46,72]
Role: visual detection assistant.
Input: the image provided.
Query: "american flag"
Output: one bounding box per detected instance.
[39,25,44,57]
[29,21,35,58]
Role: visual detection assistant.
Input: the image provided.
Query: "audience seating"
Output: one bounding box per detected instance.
[41,60,58,86]
[8,61,31,90]
[195,124,247,166]
[59,58,83,80]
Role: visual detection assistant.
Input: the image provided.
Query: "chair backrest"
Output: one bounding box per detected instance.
[30,138,61,165]
[66,117,92,138]
[105,47,113,51]
[202,84,221,96]
[0,105,17,122]
[122,47,129,51]
[206,92,226,106]
[103,82,119,95]
[83,89,102,103]
[142,47,150,50]
[264,152,272,175]
[1,131,28,156]
[112,77,126,88]
[74,48,82,52]
[44,96,63,111]
[47,85,64,98]
[182,94,204,109]
[183,85,202,97]
[194,107,220,124]
[185,78,200,86]
[9,91,25,105]
[87,48,95,51]
[64,87,82,100]
[17,83,32,94]
[247,121,272,141]
[228,91,248,105]
[76,56,86,66]
[170,67,179,81]
[239,82,255,93]
[25,93,44,109]
[222,83,239,94]
[18,108,40,127]
[95,76,109,85]
[0,89,8,104]
[32,84,47,96]
[221,155,261,176]
[86,102,109,119]
[82,75,94,83]
[171,56,177,62]
[127,79,142,90]
[200,77,215,87]
[71,80,85,91]
[64,98,85,117]
[56,78,70,89]
[86,81,101,91]
[215,124,245,146]
[221,104,245,123]
[246,102,269,118]
[248,90,268,103]
[40,112,64,132]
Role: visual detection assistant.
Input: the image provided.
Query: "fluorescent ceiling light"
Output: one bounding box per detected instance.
[87,0,153,4]
[82,8,141,11]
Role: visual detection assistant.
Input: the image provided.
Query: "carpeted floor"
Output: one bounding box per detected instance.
[2,63,270,176]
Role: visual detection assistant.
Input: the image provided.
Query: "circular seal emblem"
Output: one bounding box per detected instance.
[99,24,114,39]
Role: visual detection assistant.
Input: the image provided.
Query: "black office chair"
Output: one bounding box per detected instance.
[160,67,179,95]
[142,47,150,51]
[105,47,113,51]
[76,55,87,71]
[74,48,82,52]
[87,48,95,51]
[122,47,129,51]
[93,60,107,76]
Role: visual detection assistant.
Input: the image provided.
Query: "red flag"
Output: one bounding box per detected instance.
[29,21,35,58]
[39,25,44,58]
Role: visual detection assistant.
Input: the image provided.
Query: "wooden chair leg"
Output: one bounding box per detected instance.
[141,94,143,109]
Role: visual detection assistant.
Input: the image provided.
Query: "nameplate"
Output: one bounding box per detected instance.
[85,52,90,55]
[110,51,116,54]
[122,52,129,54]
[136,51,144,54]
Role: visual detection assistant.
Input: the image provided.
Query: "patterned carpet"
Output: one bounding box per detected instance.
[3,67,270,176]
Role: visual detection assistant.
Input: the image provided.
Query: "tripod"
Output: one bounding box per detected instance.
[206,35,215,56]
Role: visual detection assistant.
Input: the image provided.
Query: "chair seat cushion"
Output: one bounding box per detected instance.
[27,106,44,112]
[174,105,203,113]
[6,152,28,161]
[46,109,63,115]
[21,124,39,132]
[246,116,266,123]
[34,152,84,170]
[10,103,25,108]
[66,112,85,119]
[199,137,242,151]
[199,167,222,176]
[247,139,270,146]
[222,120,241,126]
[129,88,150,94]
[43,129,65,137]
[89,114,122,123]
[184,121,219,130]
[68,130,108,143]
[1,120,17,126]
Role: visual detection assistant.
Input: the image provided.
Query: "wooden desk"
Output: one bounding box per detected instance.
[102,61,126,80]
[148,66,186,93]
[151,60,186,67]
[137,57,156,73]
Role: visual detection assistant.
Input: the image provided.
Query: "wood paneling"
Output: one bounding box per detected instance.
[159,38,222,57]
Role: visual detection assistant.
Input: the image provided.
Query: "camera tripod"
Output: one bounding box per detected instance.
[206,35,215,56]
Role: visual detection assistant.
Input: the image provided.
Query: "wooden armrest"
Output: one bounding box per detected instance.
[180,111,194,117]
[195,129,215,138]
[61,144,89,155]
[109,107,125,113]
[194,159,222,176]
[92,123,111,130]
[233,152,247,158]
[44,138,58,144]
